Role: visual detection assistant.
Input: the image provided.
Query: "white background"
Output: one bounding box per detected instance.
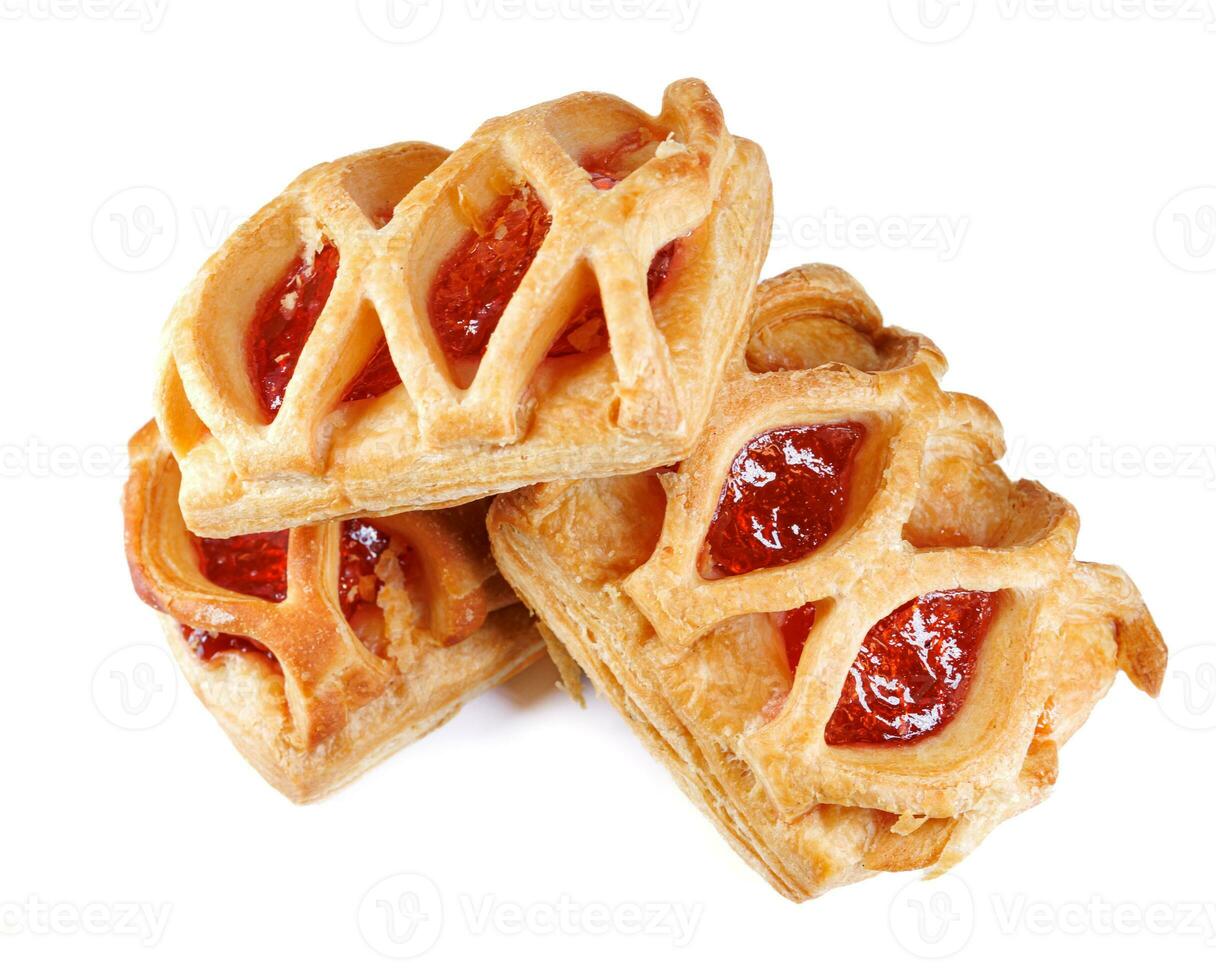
[2,0,1213,975]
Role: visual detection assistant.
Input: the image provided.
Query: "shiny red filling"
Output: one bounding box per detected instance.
[428,184,553,366]
[778,602,818,672]
[180,519,407,665]
[428,129,683,367]
[247,242,340,420]
[824,590,998,746]
[342,340,401,403]
[194,530,290,602]
[180,529,288,665]
[337,519,395,620]
[704,422,866,577]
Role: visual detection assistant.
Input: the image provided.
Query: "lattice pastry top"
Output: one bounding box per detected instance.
[123,422,542,802]
[157,79,772,537]
[623,264,1167,821]
[488,265,1166,897]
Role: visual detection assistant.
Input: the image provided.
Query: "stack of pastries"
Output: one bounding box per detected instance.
[123,79,1165,900]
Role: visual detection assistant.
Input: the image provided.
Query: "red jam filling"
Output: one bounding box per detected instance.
[341,340,401,403]
[428,130,684,367]
[704,422,866,577]
[428,185,553,367]
[247,242,340,420]
[194,530,290,602]
[180,529,288,666]
[778,602,818,672]
[180,519,409,666]
[337,518,395,620]
[824,590,999,746]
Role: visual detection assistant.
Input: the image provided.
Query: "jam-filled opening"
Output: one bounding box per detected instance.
[178,520,416,667]
[428,183,553,385]
[337,519,417,658]
[340,305,403,404]
[824,590,1000,747]
[180,529,289,668]
[579,126,668,187]
[246,241,340,421]
[426,124,687,379]
[776,601,819,673]
[701,422,867,579]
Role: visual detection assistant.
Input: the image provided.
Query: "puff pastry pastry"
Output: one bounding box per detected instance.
[124,422,544,802]
[157,79,772,537]
[488,265,1167,901]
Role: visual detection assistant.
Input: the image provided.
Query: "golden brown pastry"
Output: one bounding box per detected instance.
[124,422,544,803]
[487,264,1167,901]
[157,80,772,538]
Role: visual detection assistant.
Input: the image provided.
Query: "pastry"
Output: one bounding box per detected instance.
[487,265,1167,900]
[157,79,772,537]
[123,422,544,802]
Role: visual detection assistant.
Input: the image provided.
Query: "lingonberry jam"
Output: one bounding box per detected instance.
[180,519,408,666]
[824,590,998,746]
[428,184,553,367]
[247,242,340,420]
[704,422,866,577]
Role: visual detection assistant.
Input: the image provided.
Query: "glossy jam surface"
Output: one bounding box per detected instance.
[181,529,289,665]
[778,601,818,672]
[247,243,340,420]
[704,423,866,577]
[824,590,998,747]
[194,531,290,602]
[337,519,394,620]
[180,625,275,665]
[181,520,408,665]
[428,185,552,365]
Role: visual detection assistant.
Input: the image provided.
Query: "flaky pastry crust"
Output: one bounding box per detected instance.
[488,265,1167,900]
[158,80,771,537]
[124,422,543,803]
